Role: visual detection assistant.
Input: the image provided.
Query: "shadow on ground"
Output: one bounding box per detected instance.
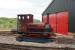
[16,37,55,43]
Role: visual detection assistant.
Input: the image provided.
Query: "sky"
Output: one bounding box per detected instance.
[0,0,53,21]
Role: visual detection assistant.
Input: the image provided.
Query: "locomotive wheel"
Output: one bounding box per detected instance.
[16,37,23,42]
[16,34,23,42]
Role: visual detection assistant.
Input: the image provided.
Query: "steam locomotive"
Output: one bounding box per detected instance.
[16,14,56,42]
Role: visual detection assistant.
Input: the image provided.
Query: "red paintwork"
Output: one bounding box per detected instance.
[57,12,68,35]
[27,23,45,29]
[49,14,57,32]
[42,15,47,24]
[48,11,68,35]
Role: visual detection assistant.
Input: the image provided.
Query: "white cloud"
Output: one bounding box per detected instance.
[0,0,53,21]
[0,0,33,9]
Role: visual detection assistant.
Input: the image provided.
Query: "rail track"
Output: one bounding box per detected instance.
[0,43,75,50]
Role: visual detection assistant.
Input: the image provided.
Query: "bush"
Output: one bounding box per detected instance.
[0,17,40,29]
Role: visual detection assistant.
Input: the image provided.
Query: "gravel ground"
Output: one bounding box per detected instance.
[0,31,75,48]
[0,34,75,48]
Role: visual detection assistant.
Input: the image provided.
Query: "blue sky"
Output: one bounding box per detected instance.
[0,0,53,20]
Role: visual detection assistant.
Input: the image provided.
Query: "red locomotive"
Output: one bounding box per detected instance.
[16,14,56,42]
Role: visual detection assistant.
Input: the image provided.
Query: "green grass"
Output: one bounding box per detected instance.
[0,17,40,29]
[0,17,17,29]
